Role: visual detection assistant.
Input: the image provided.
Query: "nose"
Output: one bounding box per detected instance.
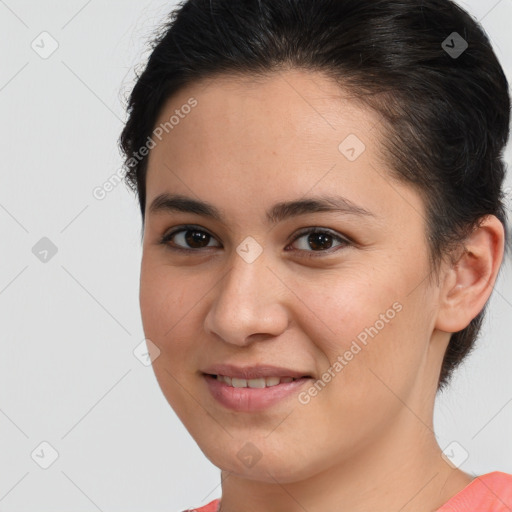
[203,248,289,347]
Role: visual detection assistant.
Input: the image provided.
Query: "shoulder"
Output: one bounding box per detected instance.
[437,471,512,511]
[182,498,221,512]
[476,471,512,497]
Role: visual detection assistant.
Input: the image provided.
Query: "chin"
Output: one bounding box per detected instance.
[200,441,322,484]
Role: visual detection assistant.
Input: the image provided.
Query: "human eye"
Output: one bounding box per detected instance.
[159,225,352,257]
[159,224,221,253]
[286,227,352,258]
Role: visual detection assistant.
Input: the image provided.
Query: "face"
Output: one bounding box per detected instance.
[140,69,446,483]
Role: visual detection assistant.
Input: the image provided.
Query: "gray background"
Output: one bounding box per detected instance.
[0,1,511,511]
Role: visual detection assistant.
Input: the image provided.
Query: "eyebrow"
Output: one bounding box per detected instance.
[148,193,376,224]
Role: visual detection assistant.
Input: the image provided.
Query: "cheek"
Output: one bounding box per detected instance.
[139,259,198,361]
[289,266,402,351]
[138,259,206,418]
[139,252,202,329]
[288,284,421,450]
[292,265,430,396]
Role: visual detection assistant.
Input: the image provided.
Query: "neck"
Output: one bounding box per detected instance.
[218,410,473,512]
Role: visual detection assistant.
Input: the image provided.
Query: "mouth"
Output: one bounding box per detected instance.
[202,372,314,411]
[203,373,313,388]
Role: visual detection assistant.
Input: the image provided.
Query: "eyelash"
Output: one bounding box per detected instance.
[159,224,352,258]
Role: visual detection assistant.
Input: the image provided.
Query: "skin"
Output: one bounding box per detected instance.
[139,69,504,512]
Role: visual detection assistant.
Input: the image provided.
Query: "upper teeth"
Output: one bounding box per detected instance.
[216,375,297,388]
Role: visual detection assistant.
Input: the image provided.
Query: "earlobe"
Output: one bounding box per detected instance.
[435,215,505,333]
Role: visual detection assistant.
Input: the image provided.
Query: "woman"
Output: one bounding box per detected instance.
[119,0,512,510]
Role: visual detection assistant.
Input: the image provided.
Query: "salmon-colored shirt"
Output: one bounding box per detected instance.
[184,471,512,512]
[184,471,512,511]
[435,472,512,511]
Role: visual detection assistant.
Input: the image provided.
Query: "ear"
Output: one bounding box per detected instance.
[435,215,505,333]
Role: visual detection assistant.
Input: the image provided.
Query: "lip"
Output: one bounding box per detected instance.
[200,363,313,380]
[203,374,312,412]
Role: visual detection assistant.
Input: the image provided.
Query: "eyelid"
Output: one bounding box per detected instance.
[287,227,352,257]
[290,226,352,245]
[160,224,221,251]
[159,224,352,255]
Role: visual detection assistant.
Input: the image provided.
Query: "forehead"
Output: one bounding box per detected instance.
[157,69,377,143]
[145,69,423,227]
[152,69,380,149]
